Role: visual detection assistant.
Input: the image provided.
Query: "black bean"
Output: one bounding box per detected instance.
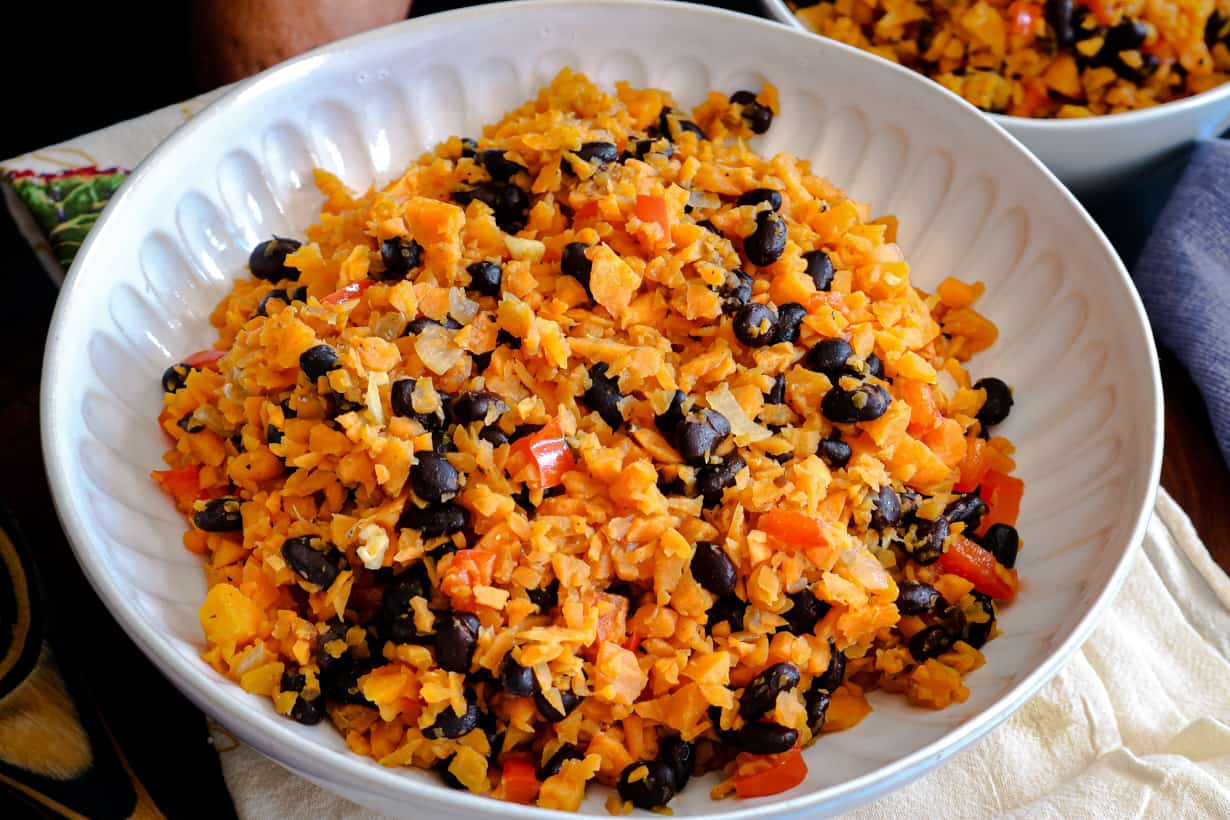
[803,249,835,291]
[658,737,695,790]
[657,107,705,141]
[436,757,467,790]
[583,363,625,430]
[321,655,378,705]
[870,485,902,530]
[397,501,470,539]
[773,302,807,344]
[300,344,340,383]
[381,565,431,621]
[618,760,677,809]
[249,236,302,281]
[804,338,855,378]
[499,653,535,696]
[822,384,891,423]
[691,541,737,597]
[732,302,779,348]
[625,138,674,161]
[784,589,830,635]
[696,454,745,508]
[161,363,192,393]
[804,687,830,734]
[945,494,989,532]
[744,210,787,267]
[909,625,957,661]
[177,412,205,434]
[938,602,968,638]
[453,181,529,233]
[281,668,307,693]
[655,389,687,436]
[896,580,942,615]
[282,535,343,588]
[706,594,747,633]
[1208,9,1230,45]
[766,373,787,405]
[405,316,460,335]
[1104,18,1147,52]
[389,378,418,419]
[266,423,284,445]
[465,260,502,297]
[325,393,364,420]
[729,90,774,134]
[963,592,997,649]
[289,693,324,725]
[735,722,798,755]
[675,409,731,466]
[740,662,800,719]
[576,141,619,166]
[379,236,422,278]
[532,685,581,723]
[718,268,754,311]
[528,579,559,612]
[736,188,783,211]
[975,524,1019,570]
[818,436,852,469]
[193,497,243,532]
[696,219,721,235]
[1046,0,1078,45]
[435,611,480,673]
[453,390,501,424]
[422,696,482,740]
[411,452,460,502]
[974,377,1013,427]
[541,744,586,780]
[291,286,308,303]
[477,426,509,449]
[814,640,846,692]
[256,288,290,317]
[478,149,527,181]
[496,328,522,351]
[561,241,593,294]
[904,516,949,565]
[865,353,885,380]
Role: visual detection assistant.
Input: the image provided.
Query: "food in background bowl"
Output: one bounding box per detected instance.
[151,71,1023,811]
[789,0,1230,117]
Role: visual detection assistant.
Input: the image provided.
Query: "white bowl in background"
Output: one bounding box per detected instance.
[41,1,1162,817]
[760,0,1230,191]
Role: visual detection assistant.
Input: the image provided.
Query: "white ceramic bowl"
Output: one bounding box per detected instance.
[41,1,1162,817]
[760,0,1230,191]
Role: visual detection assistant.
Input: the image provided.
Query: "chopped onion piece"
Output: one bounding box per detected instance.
[503,235,545,262]
[449,287,479,323]
[414,324,463,375]
[705,383,771,444]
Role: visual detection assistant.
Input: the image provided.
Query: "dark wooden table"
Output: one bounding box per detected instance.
[1,2,1226,817]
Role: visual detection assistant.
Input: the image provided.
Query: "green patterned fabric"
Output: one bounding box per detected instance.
[7,167,127,268]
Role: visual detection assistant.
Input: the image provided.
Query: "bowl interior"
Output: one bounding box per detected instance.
[42,1,1161,817]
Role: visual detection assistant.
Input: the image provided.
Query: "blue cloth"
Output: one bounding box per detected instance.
[1135,139,1230,468]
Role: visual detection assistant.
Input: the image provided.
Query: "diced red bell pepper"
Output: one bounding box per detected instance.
[573,201,600,221]
[938,534,1019,601]
[511,419,574,490]
[441,549,497,600]
[634,195,670,239]
[978,469,1024,532]
[322,279,374,305]
[500,757,539,804]
[758,509,829,549]
[151,465,201,502]
[1007,1,1042,36]
[182,349,227,368]
[734,747,808,798]
[954,437,992,493]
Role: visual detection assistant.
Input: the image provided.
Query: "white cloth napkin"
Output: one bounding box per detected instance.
[7,106,1228,820]
[203,489,1230,819]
